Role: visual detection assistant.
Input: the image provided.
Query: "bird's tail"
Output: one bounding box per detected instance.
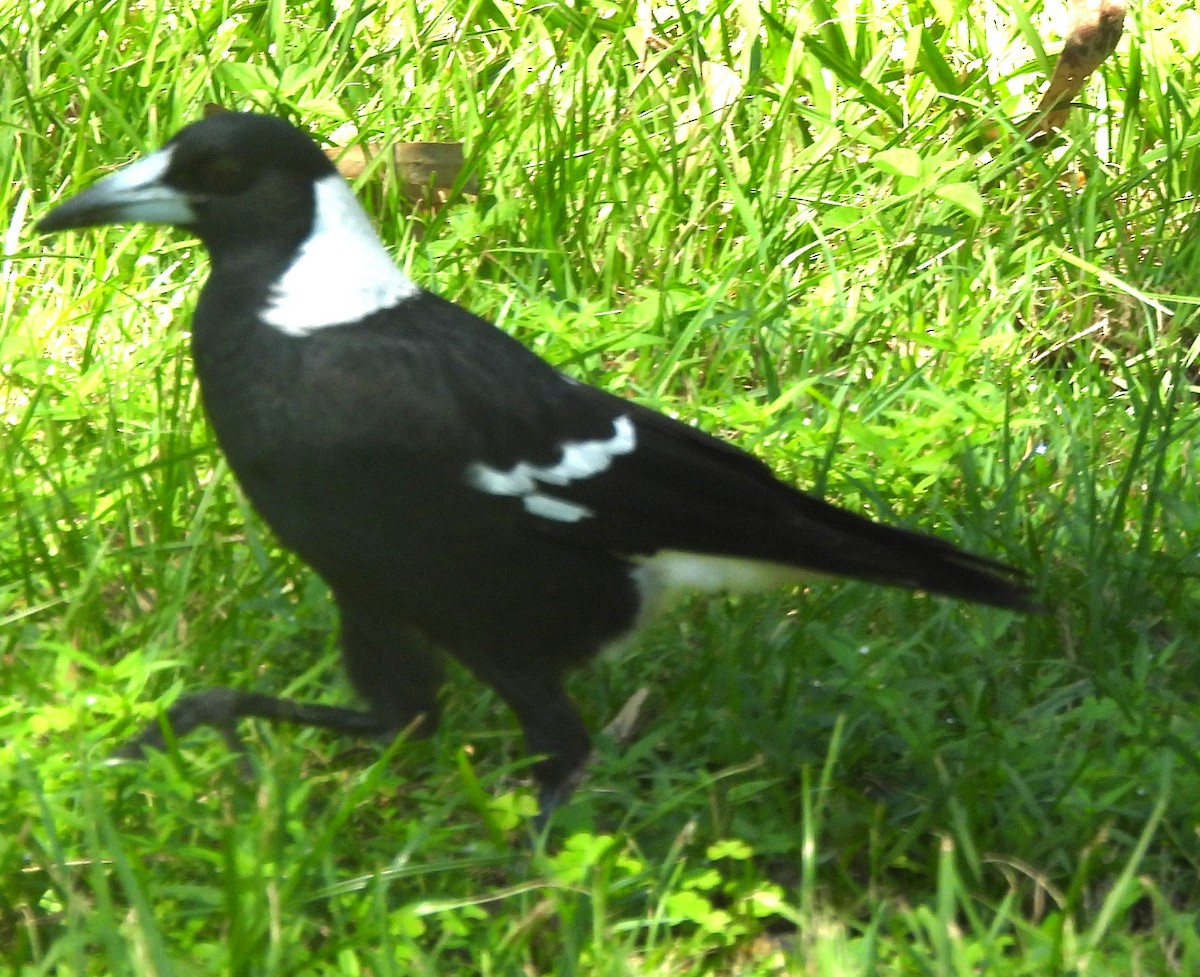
[778,498,1040,612]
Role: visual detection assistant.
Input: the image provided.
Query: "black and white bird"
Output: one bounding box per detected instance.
[39,112,1036,817]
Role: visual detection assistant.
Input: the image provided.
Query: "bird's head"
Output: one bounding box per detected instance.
[38,112,417,334]
[38,112,337,254]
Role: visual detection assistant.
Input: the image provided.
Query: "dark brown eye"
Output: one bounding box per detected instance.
[172,152,248,196]
[197,156,246,194]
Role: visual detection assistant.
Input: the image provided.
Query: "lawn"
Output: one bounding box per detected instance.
[3,0,1199,972]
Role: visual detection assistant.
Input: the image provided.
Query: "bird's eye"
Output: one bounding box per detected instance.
[196,156,247,195]
[172,153,248,196]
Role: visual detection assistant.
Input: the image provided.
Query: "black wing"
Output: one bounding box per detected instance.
[232,291,1035,613]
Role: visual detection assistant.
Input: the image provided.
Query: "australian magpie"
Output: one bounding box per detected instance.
[39,112,1037,817]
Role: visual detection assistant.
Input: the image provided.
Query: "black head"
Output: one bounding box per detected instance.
[38,113,339,259]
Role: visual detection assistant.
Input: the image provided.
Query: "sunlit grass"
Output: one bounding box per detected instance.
[4,0,1199,972]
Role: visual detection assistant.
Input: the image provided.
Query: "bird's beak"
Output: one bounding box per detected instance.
[37,148,195,233]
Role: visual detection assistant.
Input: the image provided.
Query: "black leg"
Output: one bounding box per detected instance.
[475,667,592,824]
[114,605,447,762]
[336,604,446,733]
[112,687,395,759]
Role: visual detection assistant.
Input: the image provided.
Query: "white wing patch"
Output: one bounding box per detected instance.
[465,415,637,522]
[523,494,593,523]
[261,174,419,335]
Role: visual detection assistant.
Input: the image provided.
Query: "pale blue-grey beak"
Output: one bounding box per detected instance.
[38,148,195,233]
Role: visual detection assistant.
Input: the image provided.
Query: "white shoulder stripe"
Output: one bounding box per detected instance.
[261,175,419,335]
[465,415,637,522]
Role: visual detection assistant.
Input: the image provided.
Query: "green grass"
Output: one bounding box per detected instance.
[4,0,1200,972]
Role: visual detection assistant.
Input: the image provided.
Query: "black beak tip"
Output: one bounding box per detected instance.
[36,203,78,235]
[36,201,95,235]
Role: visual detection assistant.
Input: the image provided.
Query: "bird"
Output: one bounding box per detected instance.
[38,112,1037,819]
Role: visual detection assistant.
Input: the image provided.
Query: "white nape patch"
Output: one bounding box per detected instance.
[261,175,419,335]
[631,551,805,622]
[465,415,637,523]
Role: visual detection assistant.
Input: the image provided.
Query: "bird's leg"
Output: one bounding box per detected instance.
[111,687,399,761]
[472,668,594,826]
[336,609,447,734]
[535,686,650,824]
[114,615,446,767]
